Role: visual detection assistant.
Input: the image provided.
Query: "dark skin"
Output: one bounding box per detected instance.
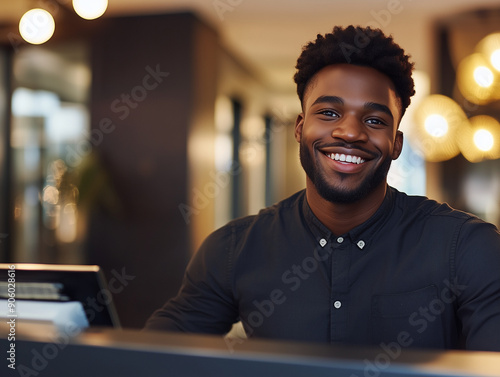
[295,64,404,235]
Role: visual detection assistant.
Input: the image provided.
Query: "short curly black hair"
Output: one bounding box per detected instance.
[294,25,415,117]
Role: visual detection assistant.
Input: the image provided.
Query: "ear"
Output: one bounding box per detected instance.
[392,130,404,160]
[294,113,304,143]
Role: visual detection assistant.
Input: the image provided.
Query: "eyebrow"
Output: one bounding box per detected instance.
[311,95,395,120]
[311,95,344,107]
[364,102,394,120]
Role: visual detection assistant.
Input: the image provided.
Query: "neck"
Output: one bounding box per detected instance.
[305,179,388,236]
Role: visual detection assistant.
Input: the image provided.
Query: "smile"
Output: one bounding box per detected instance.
[324,152,365,165]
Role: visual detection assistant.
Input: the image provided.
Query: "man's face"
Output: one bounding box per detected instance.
[295,64,403,204]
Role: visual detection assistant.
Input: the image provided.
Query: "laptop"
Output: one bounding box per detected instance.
[0,263,120,330]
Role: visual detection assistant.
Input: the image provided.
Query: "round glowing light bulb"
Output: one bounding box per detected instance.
[473,129,494,151]
[424,114,449,137]
[19,9,55,45]
[473,66,494,88]
[73,0,108,20]
[491,49,500,72]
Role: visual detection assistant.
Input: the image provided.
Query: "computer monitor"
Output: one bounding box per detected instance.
[0,263,120,331]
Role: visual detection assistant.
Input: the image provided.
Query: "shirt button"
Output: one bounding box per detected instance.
[319,238,327,247]
[336,237,344,244]
[357,240,366,249]
[333,300,342,309]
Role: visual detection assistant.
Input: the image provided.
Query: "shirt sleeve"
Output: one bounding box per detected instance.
[455,218,500,351]
[143,225,238,334]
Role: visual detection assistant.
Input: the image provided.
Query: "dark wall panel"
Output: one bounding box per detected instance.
[86,13,217,328]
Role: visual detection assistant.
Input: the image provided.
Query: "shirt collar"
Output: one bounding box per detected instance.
[302,186,396,249]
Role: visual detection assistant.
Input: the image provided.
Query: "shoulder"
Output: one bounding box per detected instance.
[201,190,306,249]
[390,186,500,248]
[391,187,477,222]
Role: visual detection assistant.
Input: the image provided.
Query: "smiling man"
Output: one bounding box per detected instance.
[145,26,500,351]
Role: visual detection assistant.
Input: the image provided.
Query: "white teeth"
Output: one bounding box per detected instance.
[326,153,365,164]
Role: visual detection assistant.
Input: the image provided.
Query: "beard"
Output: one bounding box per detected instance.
[299,140,393,204]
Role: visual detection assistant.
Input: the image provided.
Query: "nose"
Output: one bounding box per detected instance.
[331,115,368,143]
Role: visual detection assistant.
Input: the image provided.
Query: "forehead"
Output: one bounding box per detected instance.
[304,64,401,117]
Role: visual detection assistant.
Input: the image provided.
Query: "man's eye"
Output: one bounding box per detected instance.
[319,110,338,117]
[366,118,386,126]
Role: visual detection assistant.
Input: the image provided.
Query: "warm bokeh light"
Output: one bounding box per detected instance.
[491,49,500,71]
[458,115,500,162]
[474,129,494,151]
[457,53,499,105]
[424,114,448,137]
[215,96,234,133]
[473,66,494,88]
[42,186,60,205]
[56,203,78,243]
[214,134,233,172]
[19,9,55,45]
[412,94,466,161]
[73,0,108,20]
[476,32,500,72]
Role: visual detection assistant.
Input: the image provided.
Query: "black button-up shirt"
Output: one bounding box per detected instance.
[146,187,500,351]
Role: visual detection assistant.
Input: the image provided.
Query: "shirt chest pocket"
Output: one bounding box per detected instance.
[370,285,445,349]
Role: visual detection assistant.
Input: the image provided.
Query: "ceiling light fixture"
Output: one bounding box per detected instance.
[474,129,494,152]
[473,66,494,88]
[458,115,500,162]
[19,8,56,45]
[490,49,500,71]
[72,0,108,20]
[424,114,449,138]
[457,53,499,105]
[412,94,468,162]
[476,32,500,72]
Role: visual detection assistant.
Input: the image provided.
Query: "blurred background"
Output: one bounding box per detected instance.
[0,0,499,328]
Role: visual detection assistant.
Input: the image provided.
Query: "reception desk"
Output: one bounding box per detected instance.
[2,327,500,377]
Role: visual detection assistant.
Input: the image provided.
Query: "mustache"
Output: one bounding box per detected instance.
[313,141,378,159]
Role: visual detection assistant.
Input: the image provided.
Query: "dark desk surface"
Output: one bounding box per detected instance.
[2,327,500,377]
